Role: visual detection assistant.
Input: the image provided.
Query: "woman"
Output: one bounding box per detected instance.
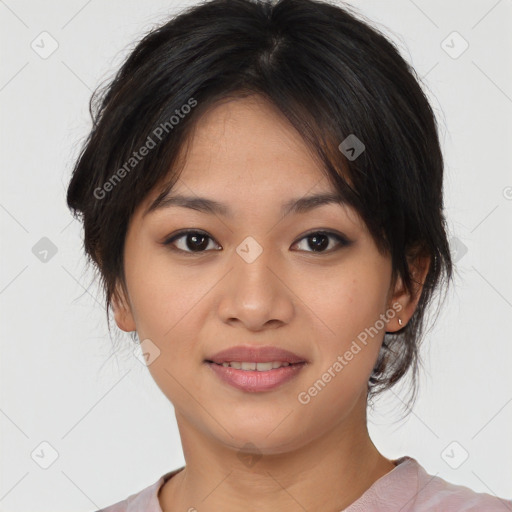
[66,0,511,510]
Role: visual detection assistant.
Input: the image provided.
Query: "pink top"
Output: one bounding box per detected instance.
[97,456,511,511]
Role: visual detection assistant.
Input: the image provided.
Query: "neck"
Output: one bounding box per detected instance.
[159,402,395,511]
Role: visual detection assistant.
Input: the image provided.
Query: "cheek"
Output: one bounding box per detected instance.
[123,247,213,393]
[297,260,390,348]
[293,261,389,398]
[126,263,204,407]
[124,246,207,340]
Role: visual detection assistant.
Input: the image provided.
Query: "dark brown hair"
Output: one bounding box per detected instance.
[66,0,454,402]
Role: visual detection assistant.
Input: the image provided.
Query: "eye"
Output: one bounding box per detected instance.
[162,229,350,255]
[292,230,351,253]
[163,230,220,254]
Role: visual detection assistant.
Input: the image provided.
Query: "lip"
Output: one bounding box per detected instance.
[204,345,308,393]
[205,361,306,392]
[205,345,307,365]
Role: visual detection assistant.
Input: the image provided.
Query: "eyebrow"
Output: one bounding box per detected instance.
[143,191,347,218]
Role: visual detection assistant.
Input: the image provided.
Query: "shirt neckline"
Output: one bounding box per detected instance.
[148,456,416,512]
[341,456,417,511]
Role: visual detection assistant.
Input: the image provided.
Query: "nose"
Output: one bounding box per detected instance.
[216,239,295,332]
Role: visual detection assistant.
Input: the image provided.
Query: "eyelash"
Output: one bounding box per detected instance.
[162,229,351,256]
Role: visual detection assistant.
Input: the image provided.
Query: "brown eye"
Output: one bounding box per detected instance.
[293,231,351,253]
[163,230,221,253]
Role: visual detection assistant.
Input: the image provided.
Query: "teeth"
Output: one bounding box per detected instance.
[217,361,293,370]
[255,362,273,371]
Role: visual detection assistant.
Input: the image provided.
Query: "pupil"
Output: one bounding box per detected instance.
[309,234,328,251]
[188,233,208,251]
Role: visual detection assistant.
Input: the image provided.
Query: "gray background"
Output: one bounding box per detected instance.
[1,0,511,510]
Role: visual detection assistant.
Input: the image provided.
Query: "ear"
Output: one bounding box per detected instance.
[386,248,431,332]
[111,281,137,333]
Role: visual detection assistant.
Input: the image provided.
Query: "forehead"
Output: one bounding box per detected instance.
[174,95,325,189]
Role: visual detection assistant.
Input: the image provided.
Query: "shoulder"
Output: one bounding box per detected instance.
[397,457,511,511]
[93,468,183,512]
[344,456,512,512]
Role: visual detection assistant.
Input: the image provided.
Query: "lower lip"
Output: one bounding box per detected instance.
[205,362,306,392]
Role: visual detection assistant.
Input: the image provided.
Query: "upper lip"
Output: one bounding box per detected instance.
[206,345,307,364]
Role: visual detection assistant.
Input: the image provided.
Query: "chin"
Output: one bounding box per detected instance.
[211,415,315,455]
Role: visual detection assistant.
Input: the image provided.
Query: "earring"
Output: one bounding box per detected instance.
[398,318,403,326]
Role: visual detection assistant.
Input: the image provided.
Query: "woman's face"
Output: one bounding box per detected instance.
[114,95,410,455]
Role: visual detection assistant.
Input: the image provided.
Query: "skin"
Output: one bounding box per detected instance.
[112,95,430,511]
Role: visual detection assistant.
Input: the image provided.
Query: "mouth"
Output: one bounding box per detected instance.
[205,360,303,370]
[203,345,308,392]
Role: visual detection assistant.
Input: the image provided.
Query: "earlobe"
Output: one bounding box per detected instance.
[386,274,408,332]
[112,284,137,333]
[386,252,431,332]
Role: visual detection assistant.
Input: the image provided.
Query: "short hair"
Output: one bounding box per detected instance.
[66,0,454,402]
